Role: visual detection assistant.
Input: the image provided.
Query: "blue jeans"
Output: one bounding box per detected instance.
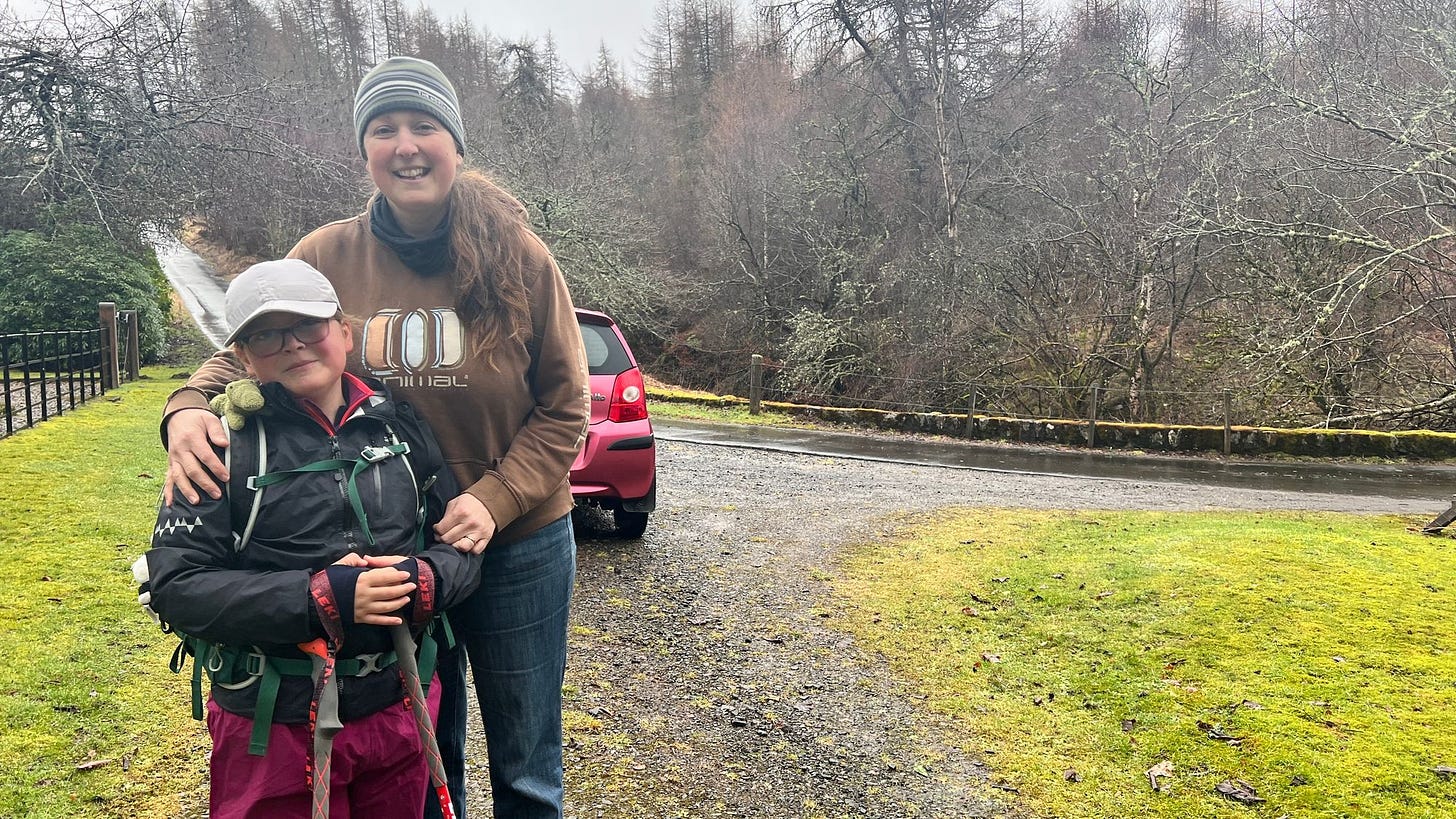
[450,514,576,818]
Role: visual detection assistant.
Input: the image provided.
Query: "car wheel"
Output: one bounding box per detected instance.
[614,508,649,539]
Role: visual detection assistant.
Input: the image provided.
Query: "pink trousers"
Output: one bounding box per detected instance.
[205,678,441,819]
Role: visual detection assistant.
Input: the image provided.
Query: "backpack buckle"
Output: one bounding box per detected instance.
[352,652,386,675]
[360,446,395,463]
[210,647,265,690]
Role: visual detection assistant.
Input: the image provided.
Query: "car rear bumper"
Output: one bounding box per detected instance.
[570,419,656,502]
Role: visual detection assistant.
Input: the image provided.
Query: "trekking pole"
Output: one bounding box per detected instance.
[391,623,456,819]
[299,637,343,819]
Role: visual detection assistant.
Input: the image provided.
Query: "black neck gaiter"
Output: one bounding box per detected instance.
[369,196,453,276]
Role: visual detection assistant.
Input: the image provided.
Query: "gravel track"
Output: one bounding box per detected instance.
[458,435,1430,819]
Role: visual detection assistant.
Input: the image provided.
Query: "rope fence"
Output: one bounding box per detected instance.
[732,356,1436,433]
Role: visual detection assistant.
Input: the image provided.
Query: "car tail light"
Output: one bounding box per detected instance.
[609,368,648,422]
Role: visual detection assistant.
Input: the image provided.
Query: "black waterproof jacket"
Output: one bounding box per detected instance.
[146,376,481,723]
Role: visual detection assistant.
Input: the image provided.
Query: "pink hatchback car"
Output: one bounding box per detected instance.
[570,309,657,537]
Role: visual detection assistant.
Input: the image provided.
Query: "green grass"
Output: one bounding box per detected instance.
[647,398,800,427]
[833,509,1456,819]
[0,367,208,818]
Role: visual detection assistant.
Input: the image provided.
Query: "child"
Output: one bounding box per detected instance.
[141,259,479,818]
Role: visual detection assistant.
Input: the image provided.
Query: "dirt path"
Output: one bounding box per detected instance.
[459,436,1426,819]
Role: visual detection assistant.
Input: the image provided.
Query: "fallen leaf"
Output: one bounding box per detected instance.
[39,576,52,582]
[961,607,979,617]
[1215,779,1265,804]
[1121,718,1136,732]
[137,472,154,479]
[1289,774,1309,786]
[1096,591,1114,599]
[76,759,112,771]
[1197,720,1245,745]
[1434,766,1456,778]
[1332,656,1345,663]
[991,577,1009,583]
[1239,699,1264,711]
[990,781,1020,793]
[1064,768,1082,782]
[980,652,1001,664]
[1146,760,1174,792]
[1052,573,1065,579]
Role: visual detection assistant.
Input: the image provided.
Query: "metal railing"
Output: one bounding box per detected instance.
[1,303,141,439]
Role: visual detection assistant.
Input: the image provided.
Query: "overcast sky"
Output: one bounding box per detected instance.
[2,0,663,79]
[421,0,662,76]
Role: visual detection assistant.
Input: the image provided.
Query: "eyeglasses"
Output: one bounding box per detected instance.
[240,317,334,355]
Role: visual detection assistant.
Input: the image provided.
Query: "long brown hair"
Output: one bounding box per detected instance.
[447,168,536,359]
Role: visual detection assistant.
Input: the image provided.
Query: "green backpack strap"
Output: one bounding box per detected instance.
[415,612,456,697]
[168,636,205,721]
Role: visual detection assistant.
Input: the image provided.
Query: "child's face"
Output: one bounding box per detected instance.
[235,312,353,409]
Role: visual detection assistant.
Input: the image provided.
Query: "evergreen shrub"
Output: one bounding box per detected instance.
[0,226,168,362]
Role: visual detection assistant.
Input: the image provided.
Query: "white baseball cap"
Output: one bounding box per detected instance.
[224,259,341,346]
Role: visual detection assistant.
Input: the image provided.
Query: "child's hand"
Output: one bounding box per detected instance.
[352,566,415,626]
[356,554,409,568]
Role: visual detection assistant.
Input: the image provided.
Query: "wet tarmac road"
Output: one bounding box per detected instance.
[153,233,229,349]
[655,417,1456,504]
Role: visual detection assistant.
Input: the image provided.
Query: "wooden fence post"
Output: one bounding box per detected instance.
[965,382,978,438]
[749,354,762,415]
[1088,381,1101,448]
[1223,389,1232,457]
[122,309,140,381]
[98,302,118,392]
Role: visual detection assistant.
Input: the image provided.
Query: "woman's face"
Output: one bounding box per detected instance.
[363,110,461,229]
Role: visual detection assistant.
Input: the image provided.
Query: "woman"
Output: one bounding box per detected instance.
[161,56,589,819]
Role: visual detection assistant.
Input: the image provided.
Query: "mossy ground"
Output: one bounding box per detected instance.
[832,509,1456,818]
[0,367,208,818]
[646,391,801,427]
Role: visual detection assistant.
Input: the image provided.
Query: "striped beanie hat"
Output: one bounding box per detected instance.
[353,56,465,158]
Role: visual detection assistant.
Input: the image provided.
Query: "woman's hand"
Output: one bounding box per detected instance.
[435,492,496,554]
[163,408,230,505]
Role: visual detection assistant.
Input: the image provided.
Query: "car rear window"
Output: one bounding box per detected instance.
[579,321,632,376]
